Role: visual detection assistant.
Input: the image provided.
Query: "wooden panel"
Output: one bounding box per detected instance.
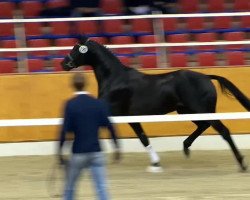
[0,67,250,142]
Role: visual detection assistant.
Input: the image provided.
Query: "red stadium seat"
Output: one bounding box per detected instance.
[89,37,108,44]
[225,51,246,66]
[234,0,249,11]
[139,55,157,69]
[100,0,123,15]
[117,56,131,66]
[2,40,17,58]
[162,18,178,32]
[213,16,232,29]
[180,0,199,13]
[186,17,205,31]
[110,36,135,54]
[138,35,157,53]
[208,0,225,12]
[49,21,71,36]
[46,0,69,8]
[168,53,188,67]
[197,52,216,67]
[55,38,77,46]
[24,22,43,37]
[130,19,153,35]
[0,23,14,37]
[51,57,64,71]
[0,2,15,18]
[76,21,99,35]
[223,32,246,51]
[20,1,43,18]
[195,32,217,51]
[55,38,77,56]
[167,34,189,53]
[0,60,16,73]
[27,58,45,72]
[27,39,51,57]
[241,16,250,29]
[102,20,125,35]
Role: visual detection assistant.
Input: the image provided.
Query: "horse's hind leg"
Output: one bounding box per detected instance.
[183,121,210,157]
[210,120,248,171]
[129,123,162,172]
[177,106,210,157]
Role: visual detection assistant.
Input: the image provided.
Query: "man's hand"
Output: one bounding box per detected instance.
[58,154,67,166]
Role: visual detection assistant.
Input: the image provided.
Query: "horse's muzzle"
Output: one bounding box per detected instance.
[61,60,70,71]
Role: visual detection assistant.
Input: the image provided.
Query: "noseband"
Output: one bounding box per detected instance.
[65,40,89,69]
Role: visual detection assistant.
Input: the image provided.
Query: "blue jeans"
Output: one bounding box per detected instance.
[64,152,110,200]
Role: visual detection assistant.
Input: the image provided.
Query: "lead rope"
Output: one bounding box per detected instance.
[47,161,68,198]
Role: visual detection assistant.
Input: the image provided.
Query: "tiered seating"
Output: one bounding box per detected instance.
[51,57,64,71]
[179,0,199,13]
[207,0,225,12]
[0,59,16,73]
[1,39,17,58]
[89,36,108,44]
[0,23,14,38]
[167,34,189,53]
[234,0,250,11]
[195,32,218,52]
[0,0,249,71]
[54,38,77,56]
[76,21,99,37]
[130,19,153,36]
[110,36,134,55]
[168,53,188,68]
[197,52,217,67]
[100,0,123,15]
[45,0,69,8]
[27,39,51,57]
[0,2,15,19]
[223,31,246,51]
[137,35,157,54]
[102,20,125,36]
[49,21,71,37]
[20,1,43,18]
[139,55,157,69]
[117,56,131,66]
[186,17,205,33]
[24,22,43,38]
[225,51,246,66]
[27,58,45,72]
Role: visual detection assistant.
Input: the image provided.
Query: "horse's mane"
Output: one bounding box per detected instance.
[89,40,126,67]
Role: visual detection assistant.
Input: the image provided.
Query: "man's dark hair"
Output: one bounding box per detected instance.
[72,72,85,91]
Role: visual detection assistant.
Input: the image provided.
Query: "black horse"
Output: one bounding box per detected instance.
[61,36,249,171]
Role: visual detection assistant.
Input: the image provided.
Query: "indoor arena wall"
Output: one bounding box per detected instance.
[1,66,250,142]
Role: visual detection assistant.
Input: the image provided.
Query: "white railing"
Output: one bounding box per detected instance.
[0,41,249,52]
[0,12,249,52]
[1,112,250,127]
[0,12,250,23]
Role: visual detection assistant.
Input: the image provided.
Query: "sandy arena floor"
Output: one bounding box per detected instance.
[0,150,250,200]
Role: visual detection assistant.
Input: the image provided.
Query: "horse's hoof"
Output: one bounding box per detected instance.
[183,147,190,158]
[239,158,248,172]
[146,163,163,173]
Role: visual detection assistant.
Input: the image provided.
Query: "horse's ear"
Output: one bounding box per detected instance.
[79,35,89,44]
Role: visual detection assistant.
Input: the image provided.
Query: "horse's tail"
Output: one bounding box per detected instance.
[208,75,250,111]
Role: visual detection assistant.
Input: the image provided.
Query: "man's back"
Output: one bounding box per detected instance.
[64,94,111,153]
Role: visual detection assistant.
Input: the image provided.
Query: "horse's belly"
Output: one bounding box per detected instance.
[128,98,177,115]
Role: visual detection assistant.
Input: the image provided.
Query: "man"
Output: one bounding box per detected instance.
[58,72,121,200]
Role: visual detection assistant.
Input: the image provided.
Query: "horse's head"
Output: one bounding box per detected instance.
[61,36,91,71]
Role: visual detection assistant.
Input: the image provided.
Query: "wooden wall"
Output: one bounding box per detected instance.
[1,67,250,142]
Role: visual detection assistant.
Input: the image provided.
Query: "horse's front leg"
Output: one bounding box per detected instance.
[129,123,163,172]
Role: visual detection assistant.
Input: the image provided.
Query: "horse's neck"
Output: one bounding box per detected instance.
[91,46,125,88]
